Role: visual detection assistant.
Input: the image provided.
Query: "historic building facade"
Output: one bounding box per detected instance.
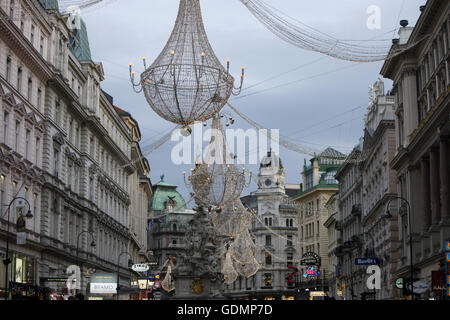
[147,176,195,274]
[360,79,399,300]
[114,105,152,264]
[0,0,50,299]
[224,151,299,300]
[380,0,450,299]
[334,143,365,300]
[323,192,340,299]
[292,147,346,290]
[0,0,152,299]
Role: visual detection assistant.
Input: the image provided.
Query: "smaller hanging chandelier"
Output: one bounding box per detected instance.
[183,115,251,207]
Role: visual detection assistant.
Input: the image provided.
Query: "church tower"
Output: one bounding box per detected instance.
[255,150,286,218]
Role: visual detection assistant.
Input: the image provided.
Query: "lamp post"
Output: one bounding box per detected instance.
[384,196,414,300]
[75,231,96,295]
[2,197,33,300]
[117,251,133,301]
[364,230,376,300]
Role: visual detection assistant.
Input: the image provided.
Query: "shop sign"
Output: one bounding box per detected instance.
[310,291,326,297]
[395,277,403,289]
[303,266,320,278]
[90,272,117,294]
[153,280,161,289]
[131,264,150,272]
[355,258,380,265]
[404,280,429,295]
[431,271,446,291]
[300,252,321,266]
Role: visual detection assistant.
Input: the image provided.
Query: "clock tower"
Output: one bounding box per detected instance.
[256,150,285,195]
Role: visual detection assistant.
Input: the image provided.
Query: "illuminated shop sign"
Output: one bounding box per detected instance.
[303,266,320,278]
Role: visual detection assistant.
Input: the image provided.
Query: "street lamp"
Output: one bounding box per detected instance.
[2,197,33,300]
[384,196,414,300]
[75,231,96,295]
[363,230,377,300]
[117,251,133,301]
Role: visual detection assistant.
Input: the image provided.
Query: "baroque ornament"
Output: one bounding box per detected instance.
[130,0,244,133]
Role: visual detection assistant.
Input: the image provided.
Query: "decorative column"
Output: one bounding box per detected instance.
[440,137,449,221]
[420,157,431,230]
[401,67,419,142]
[429,147,441,225]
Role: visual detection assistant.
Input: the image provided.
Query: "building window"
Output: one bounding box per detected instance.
[75,124,79,148]
[55,101,61,125]
[30,25,35,45]
[264,274,272,287]
[15,121,20,152]
[68,162,72,189]
[325,171,338,185]
[25,129,30,159]
[17,67,22,91]
[90,136,95,155]
[35,137,40,164]
[6,56,11,82]
[287,235,293,247]
[0,175,5,212]
[89,177,94,201]
[54,149,59,176]
[265,235,272,246]
[265,252,272,265]
[20,12,25,32]
[37,88,42,109]
[69,120,73,143]
[27,78,32,101]
[287,252,293,266]
[40,37,44,55]
[32,193,38,231]
[3,111,9,144]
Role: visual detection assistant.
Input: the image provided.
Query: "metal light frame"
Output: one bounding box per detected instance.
[130,0,244,129]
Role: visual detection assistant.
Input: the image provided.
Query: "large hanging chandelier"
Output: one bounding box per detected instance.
[130,0,245,133]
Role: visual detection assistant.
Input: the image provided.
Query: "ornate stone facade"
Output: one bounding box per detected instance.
[381,0,450,299]
[0,0,151,298]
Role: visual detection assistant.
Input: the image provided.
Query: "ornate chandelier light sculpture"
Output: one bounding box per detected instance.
[184,116,251,207]
[130,0,245,134]
[210,199,253,238]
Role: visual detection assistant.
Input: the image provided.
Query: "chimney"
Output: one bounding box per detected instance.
[398,20,413,45]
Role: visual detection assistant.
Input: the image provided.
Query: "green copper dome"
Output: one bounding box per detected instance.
[70,18,92,61]
[149,175,187,212]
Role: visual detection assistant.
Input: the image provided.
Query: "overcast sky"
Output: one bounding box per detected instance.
[79,0,425,204]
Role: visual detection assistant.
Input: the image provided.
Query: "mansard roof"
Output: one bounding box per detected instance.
[38,0,59,10]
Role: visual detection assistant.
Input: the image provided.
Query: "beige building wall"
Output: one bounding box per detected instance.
[296,188,337,275]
